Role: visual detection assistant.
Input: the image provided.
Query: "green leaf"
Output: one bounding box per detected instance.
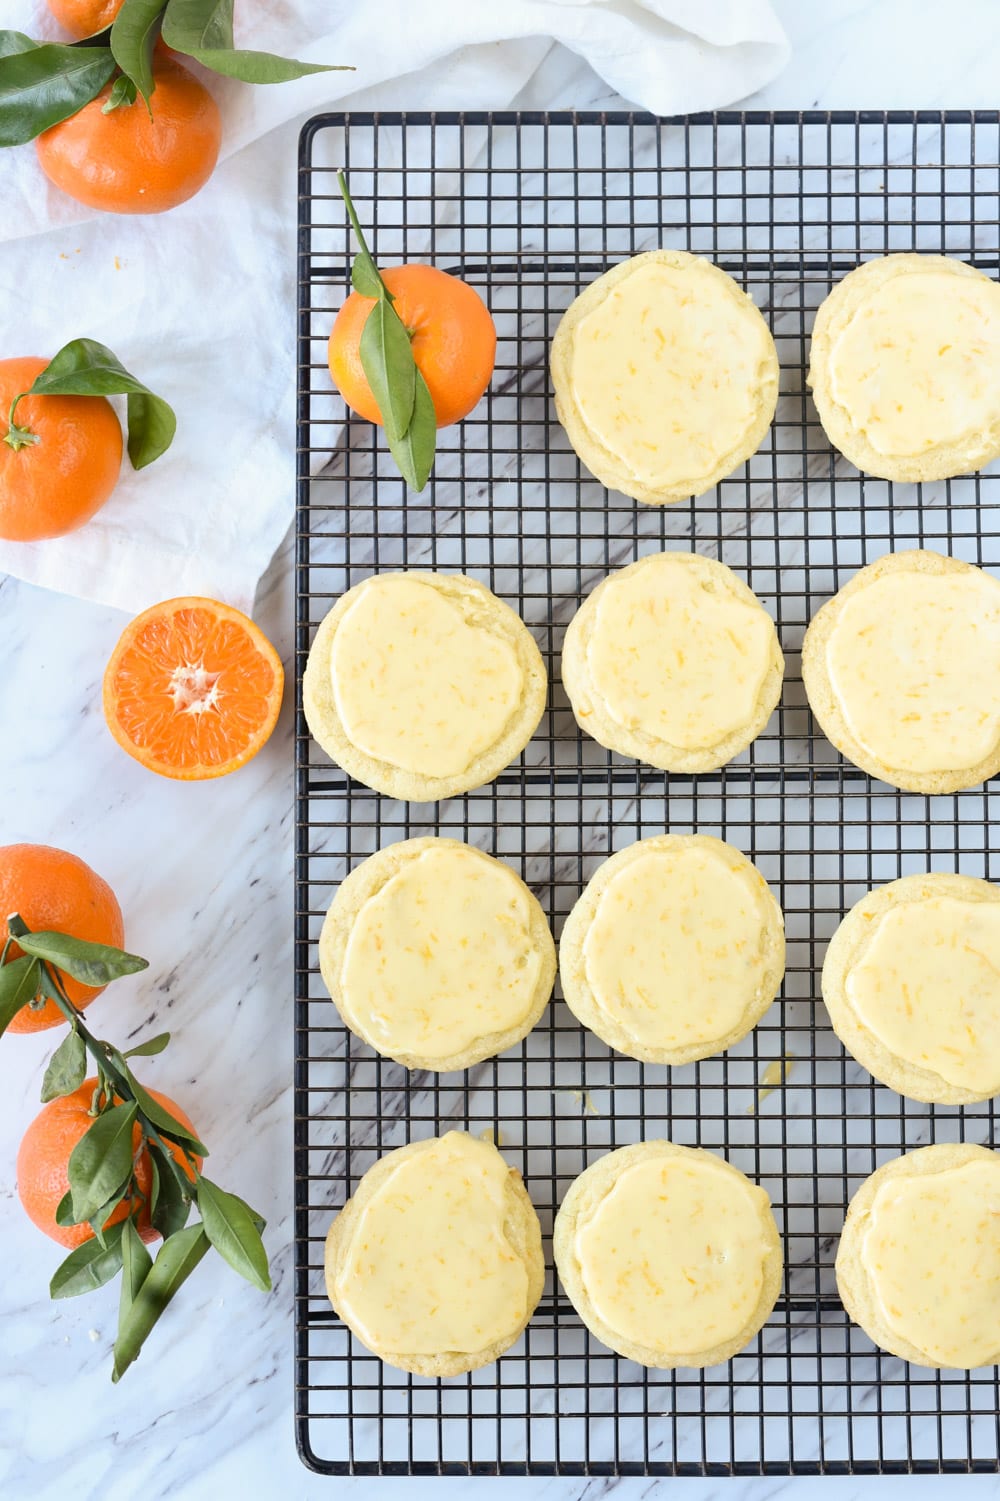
[386,367,436,492]
[147,1142,191,1239]
[196,1178,271,1292]
[160,0,349,83]
[112,1224,210,1381]
[89,1182,131,1246]
[50,1221,126,1299]
[133,1082,207,1156]
[351,256,382,299]
[124,1031,170,1059]
[124,390,177,469]
[359,299,416,444]
[17,930,148,987]
[40,1028,87,1103]
[20,339,175,471]
[110,0,162,104]
[110,1052,208,1156]
[102,74,137,113]
[164,0,233,48]
[55,1190,78,1228]
[0,42,116,148]
[67,1101,138,1224]
[0,32,39,60]
[118,1216,153,1342]
[0,955,40,1037]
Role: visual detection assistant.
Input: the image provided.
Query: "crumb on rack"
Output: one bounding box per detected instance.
[747,1057,794,1114]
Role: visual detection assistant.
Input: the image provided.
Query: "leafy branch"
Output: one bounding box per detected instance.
[337,172,437,492]
[1,918,270,1382]
[0,0,351,144]
[4,339,176,470]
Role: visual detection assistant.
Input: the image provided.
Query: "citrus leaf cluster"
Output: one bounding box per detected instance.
[0,0,349,144]
[1,917,272,1380]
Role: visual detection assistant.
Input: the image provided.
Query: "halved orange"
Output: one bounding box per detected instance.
[103,597,284,780]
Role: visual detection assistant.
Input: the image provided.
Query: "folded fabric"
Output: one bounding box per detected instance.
[0,0,789,614]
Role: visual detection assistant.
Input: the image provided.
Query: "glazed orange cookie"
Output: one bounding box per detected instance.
[822,872,1000,1104]
[551,249,778,503]
[318,837,555,1071]
[325,1132,544,1376]
[303,572,546,800]
[802,549,1000,793]
[562,551,784,774]
[836,1144,1000,1368]
[809,253,1000,482]
[559,834,785,1065]
[554,1141,782,1368]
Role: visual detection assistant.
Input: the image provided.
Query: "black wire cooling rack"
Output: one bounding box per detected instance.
[294,110,1000,1476]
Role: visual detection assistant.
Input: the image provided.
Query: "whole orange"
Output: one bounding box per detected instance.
[0,844,125,1032]
[35,59,222,216]
[0,357,123,542]
[46,0,124,38]
[328,264,496,429]
[17,1079,202,1249]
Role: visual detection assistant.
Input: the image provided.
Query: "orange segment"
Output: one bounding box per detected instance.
[103,597,284,780]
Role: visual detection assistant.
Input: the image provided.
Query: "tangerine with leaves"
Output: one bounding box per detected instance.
[0,356,122,541]
[46,0,125,38]
[0,339,175,543]
[0,918,271,1380]
[329,263,496,431]
[103,597,284,780]
[0,845,124,1032]
[17,1078,201,1249]
[36,57,222,215]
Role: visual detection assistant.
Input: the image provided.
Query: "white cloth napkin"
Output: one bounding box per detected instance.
[0,0,789,615]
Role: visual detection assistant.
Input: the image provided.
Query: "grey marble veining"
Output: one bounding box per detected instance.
[6,3,1000,1498]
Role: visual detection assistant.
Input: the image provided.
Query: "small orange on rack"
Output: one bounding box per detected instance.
[329,263,496,429]
[103,597,284,780]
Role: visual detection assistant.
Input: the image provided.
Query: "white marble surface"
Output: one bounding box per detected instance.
[5,2,1000,1498]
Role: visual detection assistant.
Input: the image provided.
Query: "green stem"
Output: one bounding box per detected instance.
[3,392,38,452]
[336,170,392,302]
[39,961,199,1203]
[337,170,374,265]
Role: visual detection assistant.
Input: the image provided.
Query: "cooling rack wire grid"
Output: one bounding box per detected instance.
[295,110,1000,1476]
